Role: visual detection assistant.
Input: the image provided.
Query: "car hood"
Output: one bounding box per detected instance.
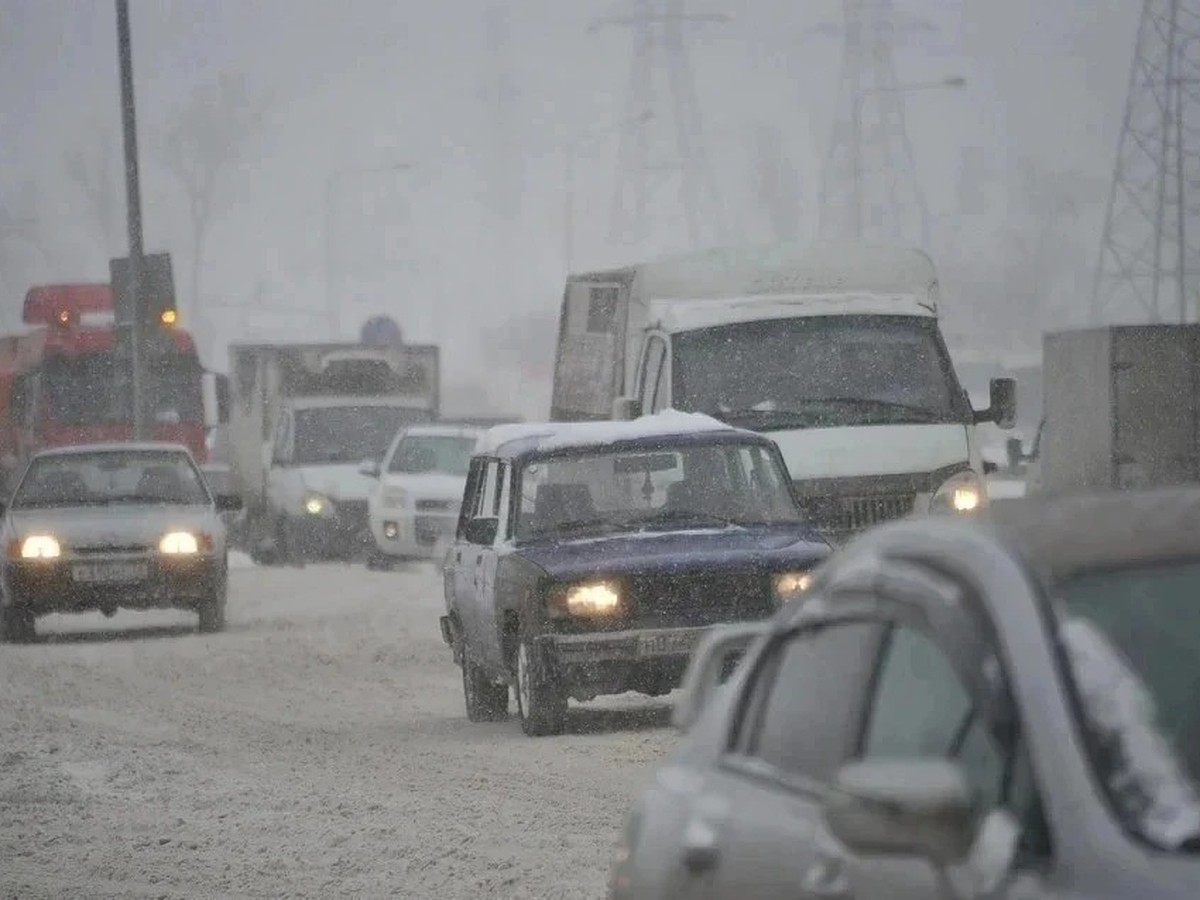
[380,472,465,501]
[8,504,220,548]
[515,524,828,581]
[297,464,373,501]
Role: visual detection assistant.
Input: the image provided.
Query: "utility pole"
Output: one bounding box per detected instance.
[1093,0,1200,325]
[816,0,949,249]
[592,1,728,252]
[116,0,147,439]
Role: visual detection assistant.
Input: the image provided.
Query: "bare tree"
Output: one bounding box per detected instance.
[160,71,270,355]
[752,123,802,241]
[64,124,125,259]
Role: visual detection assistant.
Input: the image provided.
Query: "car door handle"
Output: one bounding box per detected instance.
[801,853,852,900]
[681,817,720,873]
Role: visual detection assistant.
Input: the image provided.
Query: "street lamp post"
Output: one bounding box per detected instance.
[851,75,966,242]
[562,110,654,272]
[324,162,413,338]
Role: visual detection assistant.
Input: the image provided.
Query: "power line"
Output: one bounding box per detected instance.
[816,0,938,248]
[593,1,728,251]
[1092,0,1200,324]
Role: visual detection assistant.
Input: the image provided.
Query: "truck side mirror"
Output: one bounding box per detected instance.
[973,377,1016,430]
[1005,437,1024,471]
[612,396,642,421]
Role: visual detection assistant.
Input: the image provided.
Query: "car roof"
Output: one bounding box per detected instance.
[474,410,768,460]
[977,487,1200,582]
[31,442,193,459]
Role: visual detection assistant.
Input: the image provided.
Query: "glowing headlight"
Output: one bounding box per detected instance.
[382,487,408,509]
[930,470,986,514]
[563,581,621,616]
[20,534,61,560]
[303,494,329,516]
[159,531,200,555]
[773,570,813,605]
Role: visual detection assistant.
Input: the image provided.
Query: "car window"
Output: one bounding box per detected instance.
[472,460,500,520]
[738,622,881,782]
[862,625,1005,809]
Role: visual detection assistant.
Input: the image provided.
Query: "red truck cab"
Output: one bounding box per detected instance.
[0,284,228,489]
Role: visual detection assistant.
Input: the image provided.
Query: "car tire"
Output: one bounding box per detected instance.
[197,588,226,634]
[514,622,567,737]
[461,654,509,722]
[0,607,35,643]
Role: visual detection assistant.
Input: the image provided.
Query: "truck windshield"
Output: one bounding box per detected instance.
[514,440,801,542]
[42,353,203,427]
[672,315,967,430]
[293,406,431,465]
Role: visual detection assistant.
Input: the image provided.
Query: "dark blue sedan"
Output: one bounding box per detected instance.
[438,411,831,736]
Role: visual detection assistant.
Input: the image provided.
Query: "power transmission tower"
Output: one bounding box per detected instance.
[1092,0,1200,325]
[593,1,728,251]
[817,0,933,248]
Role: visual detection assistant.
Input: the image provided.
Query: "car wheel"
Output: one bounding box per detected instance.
[0,607,35,643]
[197,589,226,634]
[515,627,566,737]
[461,654,509,722]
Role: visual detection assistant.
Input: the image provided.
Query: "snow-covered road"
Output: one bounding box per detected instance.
[0,562,676,898]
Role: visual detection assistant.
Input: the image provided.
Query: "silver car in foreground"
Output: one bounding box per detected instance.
[0,443,242,642]
[610,487,1200,899]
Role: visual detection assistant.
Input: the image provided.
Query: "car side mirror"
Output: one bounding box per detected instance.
[215,493,243,513]
[974,377,1016,430]
[463,516,498,546]
[672,621,768,732]
[612,396,642,421]
[358,458,381,478]
[982,460,998,476]
[824,759,977,867]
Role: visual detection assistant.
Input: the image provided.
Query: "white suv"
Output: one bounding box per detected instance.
[364,424,482,568]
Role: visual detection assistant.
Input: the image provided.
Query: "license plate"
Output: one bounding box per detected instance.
[638,630,703,657]
[71,562,149,584]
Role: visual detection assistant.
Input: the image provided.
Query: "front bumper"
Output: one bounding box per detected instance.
[290,502,372,559]
[5,555,222,614]
[539,625,715,697]
[373,509,457,559]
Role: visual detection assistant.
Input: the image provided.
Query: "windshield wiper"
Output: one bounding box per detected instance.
[638,510,743,530]
[795,397,949,421]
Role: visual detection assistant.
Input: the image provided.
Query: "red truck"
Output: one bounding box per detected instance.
[0,283,228,490]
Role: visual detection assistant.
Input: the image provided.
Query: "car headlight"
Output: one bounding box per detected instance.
[930,469,986,514]
[551,580,622,617]
[773,570,813,605]
[19,534,61,560]
[382,486,408,509]
[303,493,332,516]
[160,531,202,554]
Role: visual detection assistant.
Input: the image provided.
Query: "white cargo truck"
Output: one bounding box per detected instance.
[551,241,1016,542]
[228,339,440,564]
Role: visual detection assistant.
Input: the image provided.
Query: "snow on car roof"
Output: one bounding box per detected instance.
[33,441,192,458]
[982,486,1200,581]
[475,410,751,458]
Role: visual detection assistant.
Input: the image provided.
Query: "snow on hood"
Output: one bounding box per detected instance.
[1060,616,1200,849]
[297,464,373,501]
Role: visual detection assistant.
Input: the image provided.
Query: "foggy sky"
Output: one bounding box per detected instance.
[1,1,1139,417]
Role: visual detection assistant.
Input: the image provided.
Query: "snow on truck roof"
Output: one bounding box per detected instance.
[475,410,759,458]
[574,240,939,309]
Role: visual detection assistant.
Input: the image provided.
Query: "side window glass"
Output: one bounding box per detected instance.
[494,462,511,537]
[651,340,669,412]
[474,461,499,520]
[639,338,666,412]
[863,626,1005,809]
[742,622,880,781]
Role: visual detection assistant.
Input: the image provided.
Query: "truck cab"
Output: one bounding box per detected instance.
[552,243,1016,543]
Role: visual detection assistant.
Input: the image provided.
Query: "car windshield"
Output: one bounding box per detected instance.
[1056,561,1200,852]
[293,406,431,465]
[12,450,210,509]
[388,434,476,476]
[672,315,967,430]
[513,440,801,542]
[43,352,203,427]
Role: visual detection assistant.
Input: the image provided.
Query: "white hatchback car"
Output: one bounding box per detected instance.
[364,424,482,567]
